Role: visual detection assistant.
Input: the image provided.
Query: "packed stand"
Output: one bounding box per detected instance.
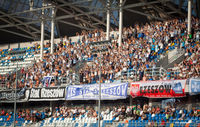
[79,17,200,83]
[0,17,200,89]
[169,43,200,80]
[22,103,200,127]
[1,101,200,126]
[0,108,51,126]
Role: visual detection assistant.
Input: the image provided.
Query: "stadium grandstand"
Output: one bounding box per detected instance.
[0,0,200,127]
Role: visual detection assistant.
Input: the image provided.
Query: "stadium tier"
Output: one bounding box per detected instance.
[0,102,200,127]
[0,18,200,89]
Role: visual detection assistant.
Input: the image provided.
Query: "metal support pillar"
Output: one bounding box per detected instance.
[187,96,192,111]
[98,51,102,127]
[149,98,153,107]
[40,6,45,60]
[129,96,133,106]
[106,0,110,40]
[118,0,123,47]
[50,101,53,115]
[188,0,192,35]
[13,62,18,127]
[50,7,55,54]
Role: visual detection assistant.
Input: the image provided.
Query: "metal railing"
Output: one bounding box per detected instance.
[121,67,167,82]
[121,69,137,82]
[108,121,199,127]
[60,73,80,85]
[144,67,166,78]
[1,121,198,127]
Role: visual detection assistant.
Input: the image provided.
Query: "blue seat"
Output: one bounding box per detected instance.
[40,123,44,127]
[117,123,122,127]
[16,122,23,127]
[6,122,12,127]
[189,123,195,127]
[0,122,5,126]
[74,123,78,127]
[83,123,87,127]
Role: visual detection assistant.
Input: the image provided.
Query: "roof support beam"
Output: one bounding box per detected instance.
[98,0,118,26]
[57,0,107,27]
[123,0,171,9]
[55,20,60,37]
[179,0,184,9]
[12,15,38,20]
[0,10,42,39]
[0,29,34,40]
[192,0,197,18]
[157,0,184,16]
[0,17,36,38]
[0,0,171,19]
[0,2,76,18]
[69,0,93,5]
[197,0,200,18]
[110,13,119,26]
[57,7,98,29]
[71,0,170,10]
[0,9,107,29]
[0,20,40,29]
[139,0,170,19]
[125,8,164,21]
[58,20,93,30]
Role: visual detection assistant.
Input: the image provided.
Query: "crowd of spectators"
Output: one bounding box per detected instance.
[0,17,200,89]
[45,98,200,123]
[1,102,199,125]
[171,44,200,79]
[0,108,51,123]
[67,17,200,84]
[53,106,97,118]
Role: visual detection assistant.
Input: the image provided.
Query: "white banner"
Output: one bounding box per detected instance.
[66,83,128,100]
[189,78,200,95]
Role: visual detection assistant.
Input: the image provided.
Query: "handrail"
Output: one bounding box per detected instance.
[121,67,167,82]
[6,120,198,127]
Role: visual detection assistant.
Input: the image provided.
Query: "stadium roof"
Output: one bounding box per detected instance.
[0,0,199,44]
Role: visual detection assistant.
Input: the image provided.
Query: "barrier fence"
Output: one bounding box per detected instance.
[1,121,199,127]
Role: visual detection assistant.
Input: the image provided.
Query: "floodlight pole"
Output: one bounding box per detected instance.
[40,4,45,60]
[118,0,123,47]
[13,61,18,127]
[187,0,192,35]
[98,51,102,127]
[50,7,55,54]
[106,0,110,40]
[91,41,110,127]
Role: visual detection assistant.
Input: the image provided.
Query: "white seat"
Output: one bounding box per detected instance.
[81,119,85,123]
